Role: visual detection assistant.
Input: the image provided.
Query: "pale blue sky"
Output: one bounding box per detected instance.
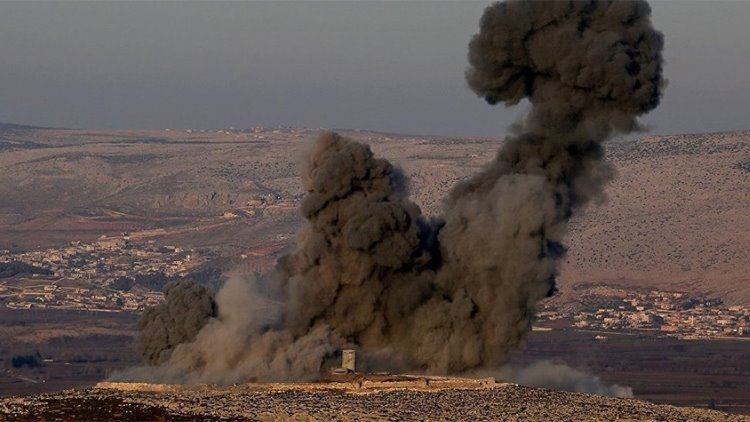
[0,1,748,137]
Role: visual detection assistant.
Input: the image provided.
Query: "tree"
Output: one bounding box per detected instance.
[11,353,42,369]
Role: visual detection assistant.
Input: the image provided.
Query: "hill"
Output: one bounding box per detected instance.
[0,381,745,421]
[562,131,750,304]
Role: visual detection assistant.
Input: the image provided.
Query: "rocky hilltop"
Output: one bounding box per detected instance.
[0,381,746,421]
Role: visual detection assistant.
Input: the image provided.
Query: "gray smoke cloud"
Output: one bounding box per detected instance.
[135,280,217,366]
[504,361,633,398]
[116,133,436,382]
[434,0,664,371]
[118,0,663,384]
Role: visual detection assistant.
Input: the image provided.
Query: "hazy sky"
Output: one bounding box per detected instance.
[1,1,748,138]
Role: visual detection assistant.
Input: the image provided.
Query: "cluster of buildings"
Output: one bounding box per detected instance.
[0,236,204,312]
[0,283,163,312]
[539,290,750,339]
[178,126,309,140]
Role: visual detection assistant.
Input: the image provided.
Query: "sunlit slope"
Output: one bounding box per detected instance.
[561,131,750,304]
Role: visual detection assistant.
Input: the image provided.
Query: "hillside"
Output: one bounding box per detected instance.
[0,126,747,303]
[0,382,745,421]
[562,131,750,304]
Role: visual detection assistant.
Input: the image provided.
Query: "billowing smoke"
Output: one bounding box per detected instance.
[136,281,216,365]
[116,133,437,383]
[435,0,664,370]
[118,0,663,384]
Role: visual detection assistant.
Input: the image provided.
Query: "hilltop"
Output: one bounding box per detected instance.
[0,381,746,421]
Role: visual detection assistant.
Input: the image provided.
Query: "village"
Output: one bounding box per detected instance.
[3,237,750,341]
[0,236,207,312]
[538,289,750,340]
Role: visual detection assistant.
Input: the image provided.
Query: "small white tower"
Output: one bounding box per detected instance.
[342,349,356,373]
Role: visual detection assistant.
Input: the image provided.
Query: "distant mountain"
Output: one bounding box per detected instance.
[0,122,52,131]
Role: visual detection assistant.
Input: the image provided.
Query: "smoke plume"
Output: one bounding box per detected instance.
[436,0,664,370]
[120,0,663,384]
[136,281,216,365]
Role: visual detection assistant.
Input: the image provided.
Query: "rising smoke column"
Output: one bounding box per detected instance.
[124,0,663,383]
[416,0,665,371]
[278,131,438,348]
[279,0,664,373]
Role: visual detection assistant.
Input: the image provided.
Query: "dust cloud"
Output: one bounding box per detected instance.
[502,361,633,398]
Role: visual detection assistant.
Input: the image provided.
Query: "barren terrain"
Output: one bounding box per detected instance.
[1,381,746,421]
[1,124,748,302]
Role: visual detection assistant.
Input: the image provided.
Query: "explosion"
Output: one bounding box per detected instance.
[124,0,663,384]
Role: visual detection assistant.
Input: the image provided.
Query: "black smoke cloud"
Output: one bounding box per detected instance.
[436,0,664,370]
[119,0,663,383]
